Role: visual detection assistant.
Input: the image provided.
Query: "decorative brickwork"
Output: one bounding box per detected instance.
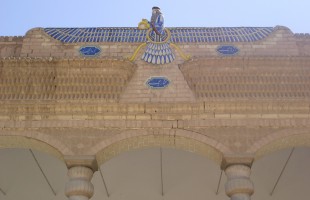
[180,57,310,100]
[0,58,136,101]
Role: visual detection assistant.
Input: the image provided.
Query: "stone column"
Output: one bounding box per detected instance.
[65,166,94,200]
[225,164,254,200]
[64,156,98,200]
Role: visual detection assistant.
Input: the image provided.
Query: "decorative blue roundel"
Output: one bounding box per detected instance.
[217,45,239,56]
[146,77,170,89]
[79,46,101,57]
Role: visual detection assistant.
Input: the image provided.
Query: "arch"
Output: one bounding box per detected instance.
[253,130,310,161]
[94,129,228,166]
[0,129,73,155]
[0,135,64,161]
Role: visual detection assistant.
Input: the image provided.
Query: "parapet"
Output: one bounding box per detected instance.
[0,36,24,57]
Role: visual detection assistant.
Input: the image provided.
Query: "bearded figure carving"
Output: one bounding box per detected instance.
[142,7,175,65]
[150,6,164,41]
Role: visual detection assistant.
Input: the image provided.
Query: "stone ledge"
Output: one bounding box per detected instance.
[0,118,309,129]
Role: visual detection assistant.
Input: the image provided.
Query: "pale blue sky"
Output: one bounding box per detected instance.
[1,0,309,36]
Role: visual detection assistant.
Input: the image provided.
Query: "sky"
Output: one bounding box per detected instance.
[1,0,310,36]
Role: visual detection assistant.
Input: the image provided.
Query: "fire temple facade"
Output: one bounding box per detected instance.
[0,7,310,200]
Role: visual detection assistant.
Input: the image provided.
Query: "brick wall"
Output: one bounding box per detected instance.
[120,50,196,103]
[0,36,23,57]
[294,33,310,55]
[1,26,310,160]
[180,57,310,100]
[0,58,136,101]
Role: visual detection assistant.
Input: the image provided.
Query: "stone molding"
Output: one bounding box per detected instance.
[0,101,309,120]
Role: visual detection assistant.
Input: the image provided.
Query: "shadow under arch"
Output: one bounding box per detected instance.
[95,129,228,166]
[253,132,310,161]
[0,135,64,161]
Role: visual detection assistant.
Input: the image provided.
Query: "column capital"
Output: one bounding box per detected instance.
[64,155,98,172]
[221,154,254,170]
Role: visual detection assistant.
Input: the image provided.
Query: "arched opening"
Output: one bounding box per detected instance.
[0,135,64,161]
[0,136,67,200]
[0,149,67,200]
[94,131,226,167]
[92,147,227,200]
[251,147,310,200]
[92,132,226,200]
[254,133,310,160]
[96,135,223,166]
[251,134,310,200]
